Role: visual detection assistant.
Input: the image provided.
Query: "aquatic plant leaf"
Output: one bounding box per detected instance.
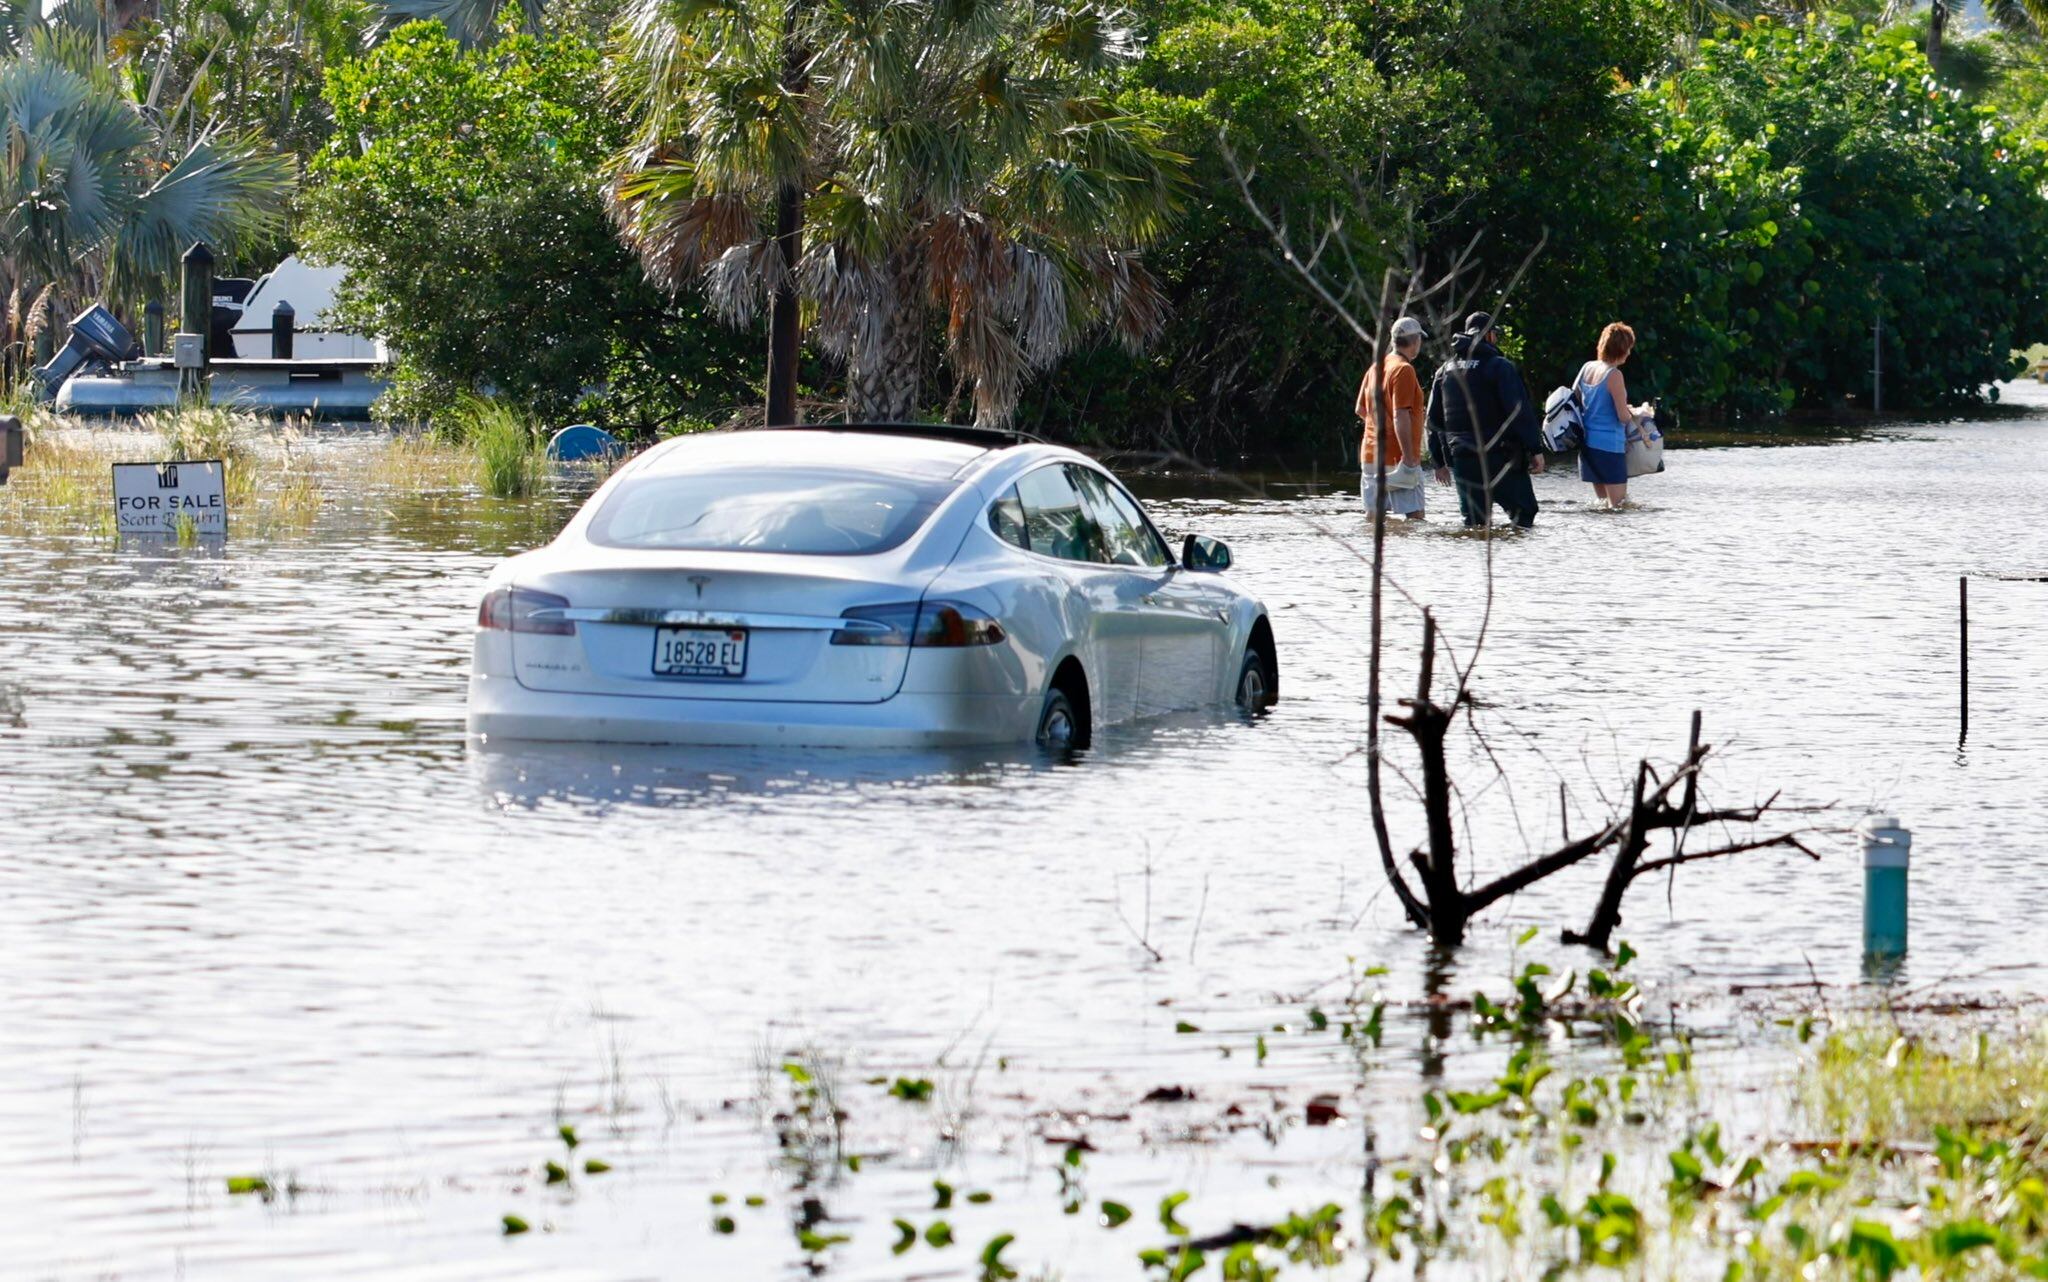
[934,1179,954,1209]
[543,1161,568,1185]
[1100,1200,1132,1228]
[1845,1220,1904,1278]
[925,1220,954,1247]
[502,1214,529,1235]
[225,1176,270,1195]
[892,1219,917,1254]
[1930,1219,2011,1260]
[979,1232,1017,1280]
[1160,1190,1190,1236]
[583,1159,611,1175]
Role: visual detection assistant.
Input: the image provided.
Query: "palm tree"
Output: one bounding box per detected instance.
[0,22,291,372]
[608,0,1185,425]
[1905,0,2048,69]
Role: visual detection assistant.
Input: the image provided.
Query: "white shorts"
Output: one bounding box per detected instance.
[1362,475,1426,517]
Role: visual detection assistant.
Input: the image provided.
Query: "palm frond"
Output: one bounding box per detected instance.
[117,126,292,289]
[1986,0,2048,36]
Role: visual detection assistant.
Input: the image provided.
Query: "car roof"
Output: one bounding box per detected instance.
[634,428,992,480]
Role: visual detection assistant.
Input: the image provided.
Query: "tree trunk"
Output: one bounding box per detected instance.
[765,11,808,428]
[1926,0,1947,71]
[847,258,922,421]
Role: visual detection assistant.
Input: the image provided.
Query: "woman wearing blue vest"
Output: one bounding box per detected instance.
[1576,322,1651,508]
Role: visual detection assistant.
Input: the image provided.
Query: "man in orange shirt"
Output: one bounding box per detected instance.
[1357,316,1429,521]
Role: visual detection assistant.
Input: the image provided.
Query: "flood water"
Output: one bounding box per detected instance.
[4,388,2047,1279]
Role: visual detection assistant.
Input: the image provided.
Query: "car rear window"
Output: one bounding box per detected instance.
[587,467,963,555]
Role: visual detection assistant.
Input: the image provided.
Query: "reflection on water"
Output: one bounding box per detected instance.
[3,395,2048,1277]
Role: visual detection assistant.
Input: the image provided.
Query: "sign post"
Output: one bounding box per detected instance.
[112,460,228,537]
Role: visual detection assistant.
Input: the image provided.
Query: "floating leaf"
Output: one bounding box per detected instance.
[1100,1200,1133,1228]
[925,1220,955,1247]
[892,1218,917,1254]
[979,1232,1018,1280]
[225,1176,270,1196]
[544,1161,569,1185]
[584,1159,611,1175]
[1160,1190,1191,1236]
[502,1214,529,1235]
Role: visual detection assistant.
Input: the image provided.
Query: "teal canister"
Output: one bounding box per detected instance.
[1859,816,1911,958]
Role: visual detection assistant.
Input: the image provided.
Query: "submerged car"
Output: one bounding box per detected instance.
[466,425,1278,748]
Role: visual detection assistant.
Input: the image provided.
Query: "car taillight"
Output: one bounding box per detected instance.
[478,587,576,635]
[831,600,1006,647]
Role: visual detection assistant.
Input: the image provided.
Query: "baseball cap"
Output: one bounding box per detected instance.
[1390,316,1427,341]
[1463,311,1495,335]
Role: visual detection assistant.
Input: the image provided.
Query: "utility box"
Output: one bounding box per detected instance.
[172,331,206,370]
[0,414,23,486]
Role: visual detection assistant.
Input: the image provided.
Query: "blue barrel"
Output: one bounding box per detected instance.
[1859,816,1911,958]
[547,424,622,462]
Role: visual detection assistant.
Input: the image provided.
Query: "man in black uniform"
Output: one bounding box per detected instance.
[1425,312,1546,529]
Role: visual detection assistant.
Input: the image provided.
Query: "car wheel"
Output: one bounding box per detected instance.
[1036,687,1081,750]
[1235,645,1272,711]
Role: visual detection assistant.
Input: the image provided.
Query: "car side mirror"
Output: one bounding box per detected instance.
[1182,534,1232,572]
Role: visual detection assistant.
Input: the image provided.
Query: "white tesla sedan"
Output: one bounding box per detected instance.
[465,425,1278,748]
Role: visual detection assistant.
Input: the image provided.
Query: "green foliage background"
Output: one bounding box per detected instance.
[266,2,2048,455]
[299,22,754,430]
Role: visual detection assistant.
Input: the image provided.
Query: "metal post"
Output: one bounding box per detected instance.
[0,414,21,486]
[271,300,294,360]
[178,242,214,400]
[1873,312,1883,415]
[143,300,164,357]
[1959,575,1968,743]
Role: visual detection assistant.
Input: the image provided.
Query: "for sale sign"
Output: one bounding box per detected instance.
[112,460,228,536]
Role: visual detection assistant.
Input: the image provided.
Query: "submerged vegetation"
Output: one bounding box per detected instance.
[0,410,545,539]
[450,396,551,498]
[497,940,2045,1279]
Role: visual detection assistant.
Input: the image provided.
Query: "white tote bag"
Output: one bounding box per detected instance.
[1625,415,1665,478]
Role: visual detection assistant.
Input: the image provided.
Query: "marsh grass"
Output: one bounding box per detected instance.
[0,410,556,539]
[1804,1018,2048,1144]
[449,397,549,499]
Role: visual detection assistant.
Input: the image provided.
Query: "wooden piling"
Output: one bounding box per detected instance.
[143,300,164,357]
[179,242,214,399]
[1959,575,1968,743]
[271,300,294,360]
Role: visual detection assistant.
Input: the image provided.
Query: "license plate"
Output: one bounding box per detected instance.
[652,626,748,678]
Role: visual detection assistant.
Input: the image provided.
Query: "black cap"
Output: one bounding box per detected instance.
[1463,311,1494,336]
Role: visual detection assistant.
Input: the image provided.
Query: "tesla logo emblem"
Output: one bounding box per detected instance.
[687,575,711,599]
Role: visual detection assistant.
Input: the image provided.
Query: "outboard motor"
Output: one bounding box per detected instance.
[212,277,254,360]
[33,305,142,398]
